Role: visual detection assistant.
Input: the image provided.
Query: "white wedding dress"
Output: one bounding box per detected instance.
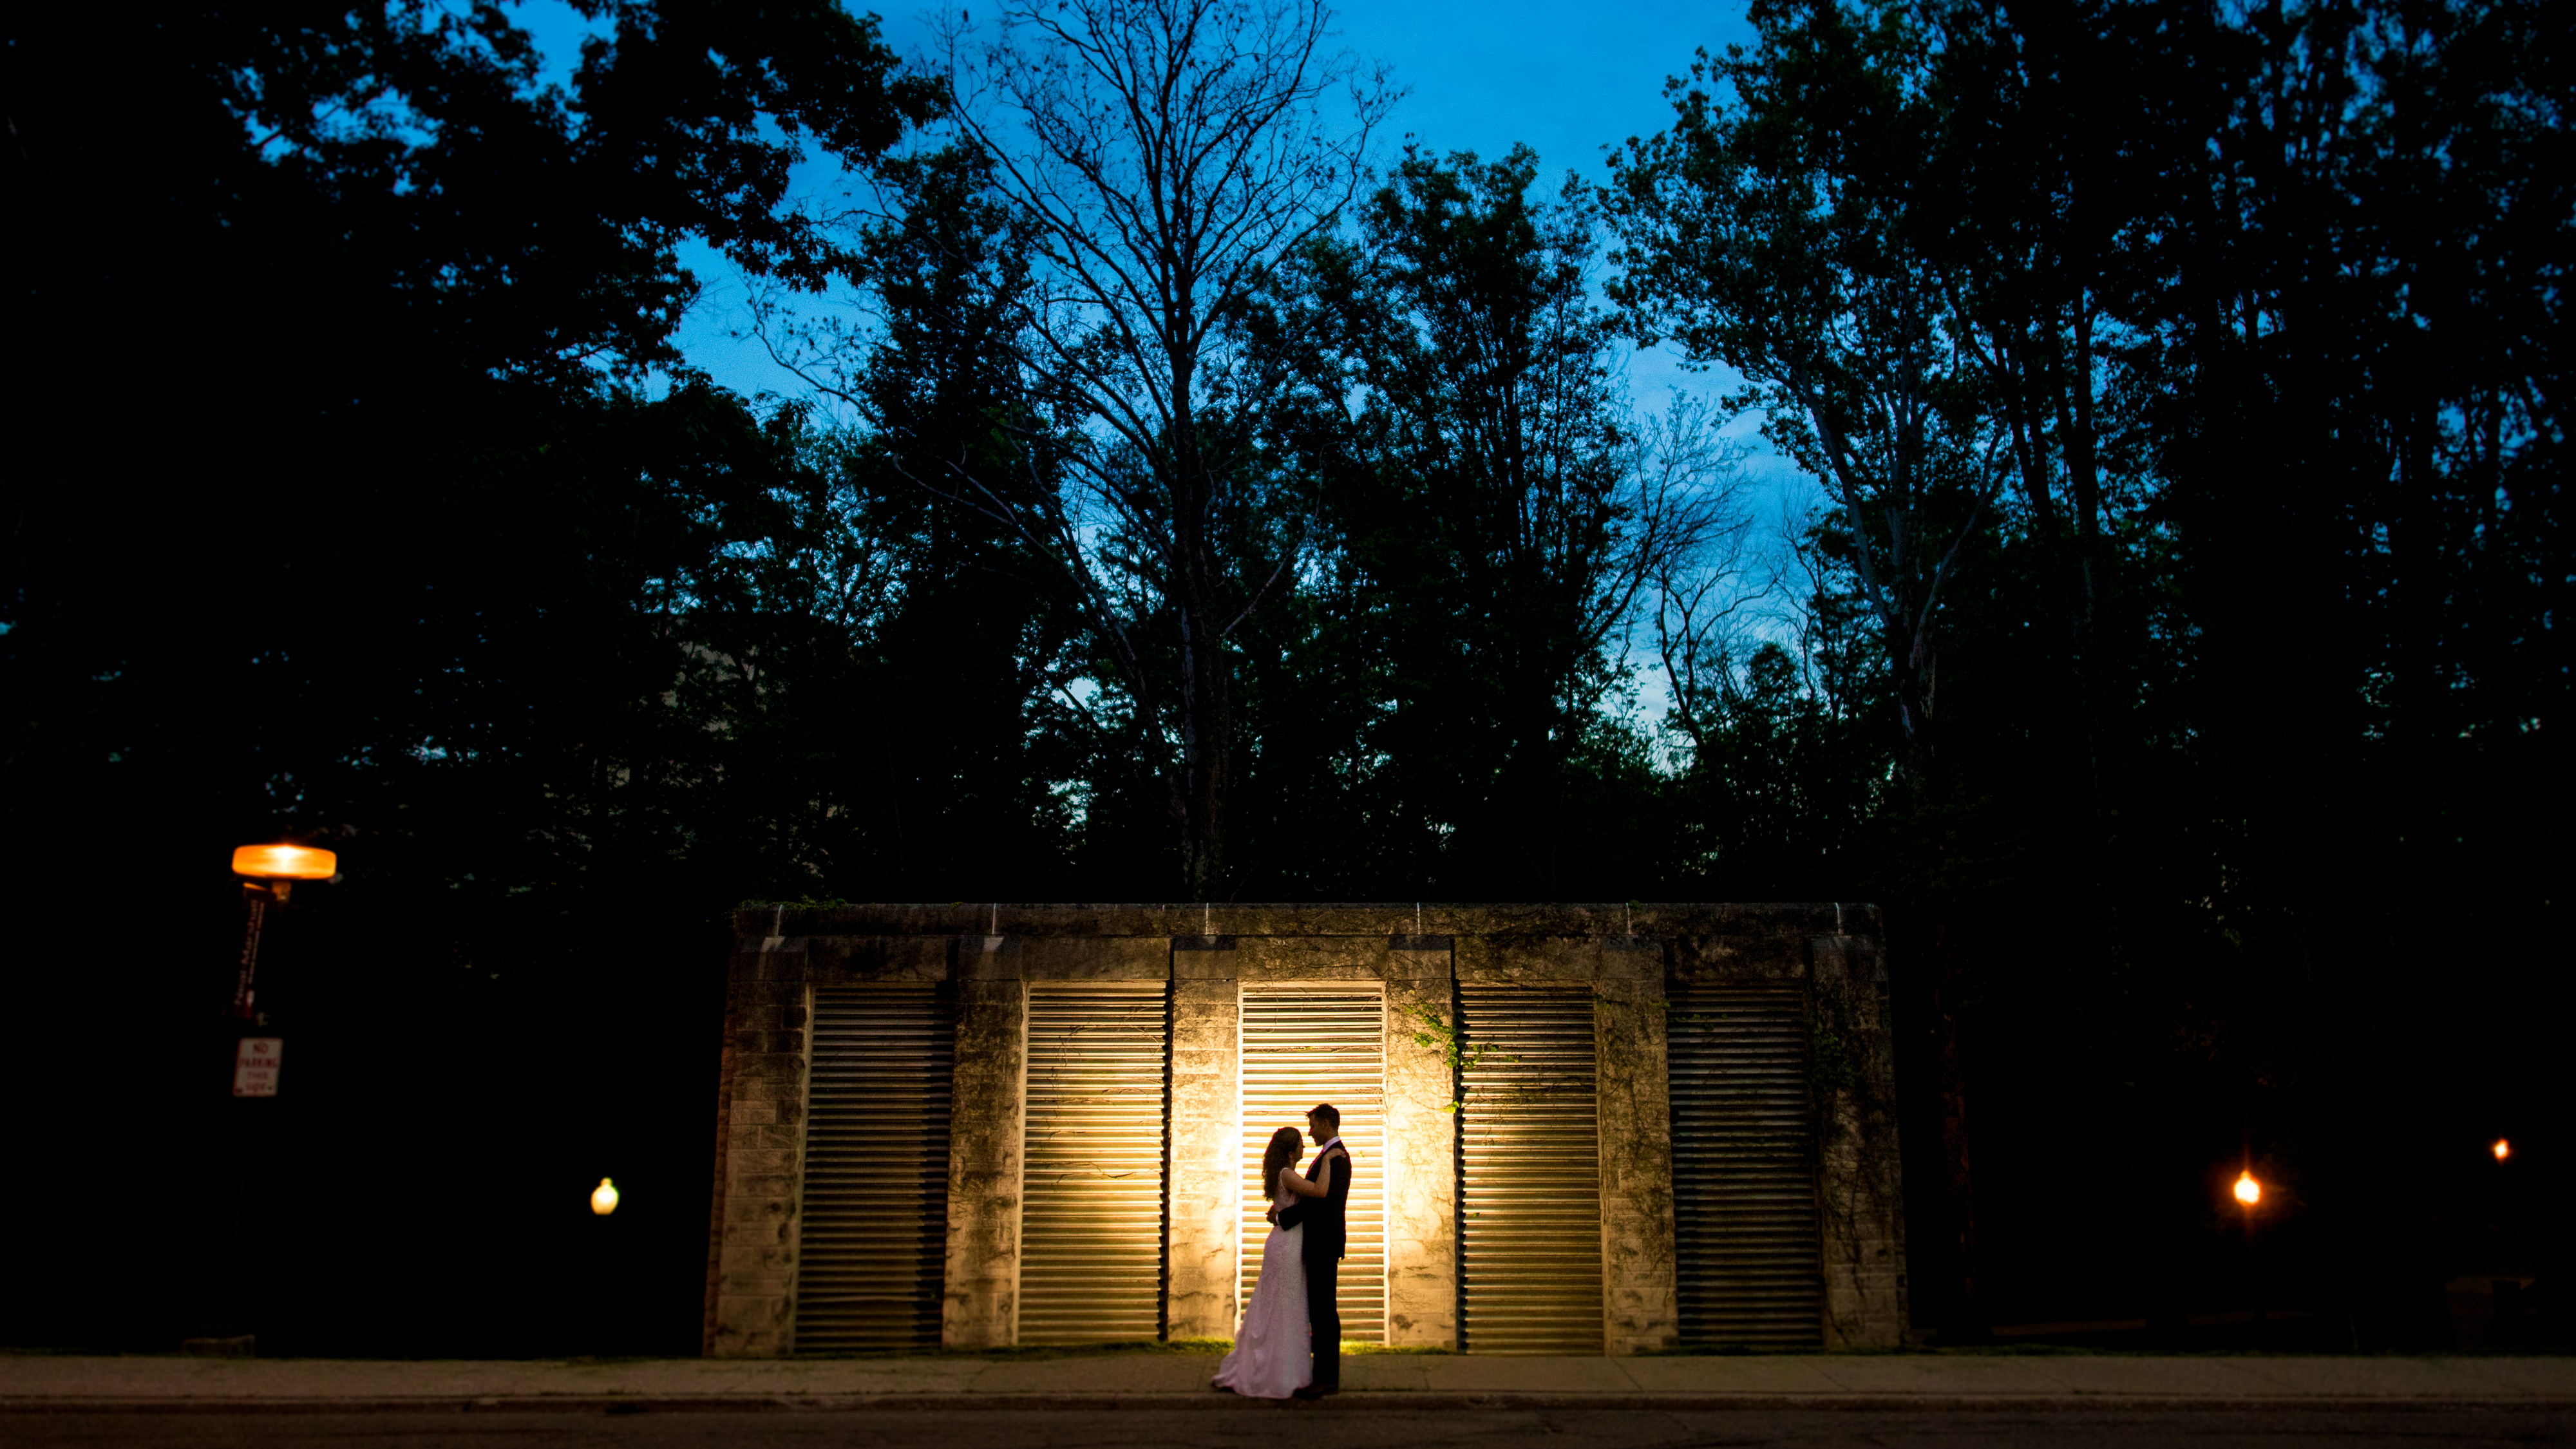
[1211,1184,1311,1398]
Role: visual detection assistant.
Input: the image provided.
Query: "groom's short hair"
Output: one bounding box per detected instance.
[1308,1103,1340,1128]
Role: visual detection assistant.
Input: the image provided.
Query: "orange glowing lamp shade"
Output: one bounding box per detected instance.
[2233,1171,2262,1206]
[2493,1139,2512,1161]
[591,1178,620,1216]
[231,844,338,880]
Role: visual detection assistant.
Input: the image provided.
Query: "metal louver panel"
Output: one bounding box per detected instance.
[796,985,954,1352]
[1457,987,1604,1354]
[1019,982,1169,1344]
[1668,984,1823,1348]
[1238,989,1386,1343]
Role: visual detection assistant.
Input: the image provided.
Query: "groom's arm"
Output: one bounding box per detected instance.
[1302,1151,1349,1213]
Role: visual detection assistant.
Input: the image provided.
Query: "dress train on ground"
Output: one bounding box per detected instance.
[1212,1206,1310,1399]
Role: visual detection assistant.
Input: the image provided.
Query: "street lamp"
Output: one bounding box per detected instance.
[2233,1168,2265,1341]
[231,844,339,884]
[227,844,335,1025]
[185,842,337,1358]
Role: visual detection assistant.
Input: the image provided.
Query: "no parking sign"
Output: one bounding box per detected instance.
[232,1036,283,1097]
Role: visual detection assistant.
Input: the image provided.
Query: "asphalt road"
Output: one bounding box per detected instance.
[6,1408,2571,1448]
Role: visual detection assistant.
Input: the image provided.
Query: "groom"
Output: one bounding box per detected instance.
[1280,1103,1350,1399]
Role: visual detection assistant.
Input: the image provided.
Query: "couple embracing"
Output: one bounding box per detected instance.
[1213,1103,1350,1400]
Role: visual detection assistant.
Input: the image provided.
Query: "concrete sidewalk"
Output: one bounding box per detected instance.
[5,1350,2573,1413]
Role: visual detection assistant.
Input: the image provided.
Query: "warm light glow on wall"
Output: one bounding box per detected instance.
[591,1177,620,1216]
[2232,1171,2261,1206]
[2493,1139,2511,1161]
[231,844,338,880]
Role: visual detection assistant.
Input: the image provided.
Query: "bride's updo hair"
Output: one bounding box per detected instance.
[1262,1126,1304,1199]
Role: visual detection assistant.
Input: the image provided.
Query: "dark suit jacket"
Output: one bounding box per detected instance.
[1279,1143,1350,1260]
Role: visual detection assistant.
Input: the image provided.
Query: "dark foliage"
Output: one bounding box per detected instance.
[1605,0,2568,1339]
[2,0,942,1354]
[0,0,2562,1356]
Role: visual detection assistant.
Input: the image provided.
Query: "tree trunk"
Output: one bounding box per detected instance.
[1170,364,1230,902]
[1178,600,1228,900]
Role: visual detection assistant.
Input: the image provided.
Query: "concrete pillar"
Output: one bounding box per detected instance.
[1166,945,1240,1340]
[708,953,811,1356]
[1812,932,1909,1347]
[1382,938,1459,1349]
[1595,937,1681,1354]
[942,937,1027,1349]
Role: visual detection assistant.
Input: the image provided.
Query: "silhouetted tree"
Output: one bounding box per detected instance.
[919,0,1401,897]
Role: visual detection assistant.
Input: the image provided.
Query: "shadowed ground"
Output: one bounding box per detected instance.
[5,1406,2572,1448]
[8,1349,2574,1408]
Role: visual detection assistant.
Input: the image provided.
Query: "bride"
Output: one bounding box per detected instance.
[1212,1126,1313,1398]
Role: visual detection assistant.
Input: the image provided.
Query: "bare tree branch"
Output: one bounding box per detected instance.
[909,0,1399,895]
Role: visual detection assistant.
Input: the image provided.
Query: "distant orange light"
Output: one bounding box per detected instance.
[591,1178,620,1216]
[2493,1139,2511,1161]
[2233,1171,2261,1206]
[231,844,337,880]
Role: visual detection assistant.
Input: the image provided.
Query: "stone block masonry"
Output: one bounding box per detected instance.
[704,904,1906,1357]
[1164,962,1240,1340]
[1594,936,1682,1354]
[1381,942,1459,1349]
[706,959,808,1357]
[1811,931,1908,1349]
[943,938,1026,1350]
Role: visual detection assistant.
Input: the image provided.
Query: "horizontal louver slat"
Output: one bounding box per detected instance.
[1019,983,1168,1345]
[1458,989,1604,1354]
[1238,989,1387,1343]
[1669,985,1823,1349]
[796,986,954,1352]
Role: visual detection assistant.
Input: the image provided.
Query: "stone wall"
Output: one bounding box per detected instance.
[1593,938,1681,1354]
[704,942,811,1356]
[703,904,1906,1356]
[1380,940,1458,1349]
[942,937,1025,1350]
[1810,929,1908,1348]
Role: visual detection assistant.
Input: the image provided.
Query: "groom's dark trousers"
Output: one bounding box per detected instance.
[1303,1244,1340,1390]
[1285,1146,1351,1392]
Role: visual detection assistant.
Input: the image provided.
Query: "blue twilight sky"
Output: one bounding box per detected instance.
[521,0,1810,512]
[527,3,1761,387]
[515,0,1803,726]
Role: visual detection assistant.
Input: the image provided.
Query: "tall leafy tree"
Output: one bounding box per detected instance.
[1602,7,2020,1321]
[2123,0,2571,1325]
[1604,7,2003,764]
[1256,147,1750,895]
[786,145,1086,894]
[1605,0,2570,1337]
[919,0,1401,898]
[0,0,940,1352]
[3,0,940,871]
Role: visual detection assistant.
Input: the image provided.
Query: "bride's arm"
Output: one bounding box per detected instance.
[1278,1150,1340,1199]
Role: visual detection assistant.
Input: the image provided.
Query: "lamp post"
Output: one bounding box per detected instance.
[185,844,336,1358]
[2233,1169,2264,1343]
[227,844,337,1027]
